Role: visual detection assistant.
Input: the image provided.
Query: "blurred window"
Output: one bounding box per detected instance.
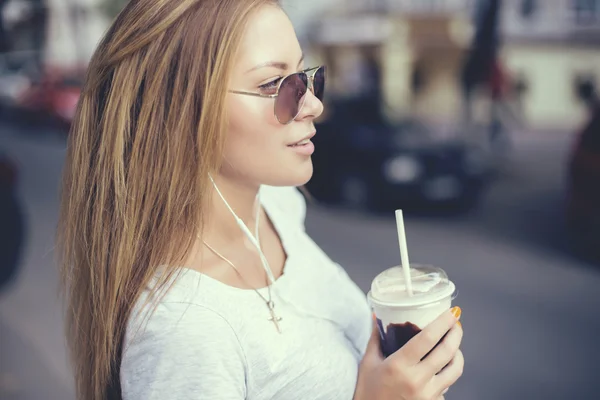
[520,0,537,19]
[572,0,600,24]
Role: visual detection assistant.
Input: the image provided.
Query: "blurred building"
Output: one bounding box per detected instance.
[305,0,600,132]
[1,0,111,71]
[2,0,597,132]
[44,0,110,69]
[500,0,600,131]
[306,0,475,131]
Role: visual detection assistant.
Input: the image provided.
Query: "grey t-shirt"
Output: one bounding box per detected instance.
[120,186,372,400]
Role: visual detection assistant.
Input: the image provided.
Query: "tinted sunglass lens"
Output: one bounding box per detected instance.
[313,66,326,101]
[275,73,308,124]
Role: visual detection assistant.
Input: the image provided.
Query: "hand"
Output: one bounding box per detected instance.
[354,308,464,400]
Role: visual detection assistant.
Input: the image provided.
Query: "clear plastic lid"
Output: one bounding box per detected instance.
[369,264,456,307]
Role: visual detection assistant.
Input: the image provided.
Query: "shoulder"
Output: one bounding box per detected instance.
[123,282,246,357]
[121,296,248,399]
[260,185,307,228]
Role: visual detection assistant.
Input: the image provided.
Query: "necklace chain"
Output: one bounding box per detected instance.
[199,206,282,333]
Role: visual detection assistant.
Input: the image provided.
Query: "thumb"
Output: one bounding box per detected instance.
[355,315,383,400]
[363,314,384,363]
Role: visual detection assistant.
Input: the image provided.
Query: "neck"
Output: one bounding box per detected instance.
[205,173,261,243]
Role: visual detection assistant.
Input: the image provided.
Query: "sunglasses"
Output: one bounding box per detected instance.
[229,65,326,125]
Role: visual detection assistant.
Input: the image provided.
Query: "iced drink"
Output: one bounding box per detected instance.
[367,264,456,358]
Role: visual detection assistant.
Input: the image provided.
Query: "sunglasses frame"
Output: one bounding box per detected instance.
[229,65,325,125]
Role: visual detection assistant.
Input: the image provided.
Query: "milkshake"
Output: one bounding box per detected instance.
[367,264,456,358]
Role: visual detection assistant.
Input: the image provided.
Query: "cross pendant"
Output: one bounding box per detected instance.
[266,301,282,333]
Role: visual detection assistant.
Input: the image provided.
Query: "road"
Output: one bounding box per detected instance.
[1,125,599,399]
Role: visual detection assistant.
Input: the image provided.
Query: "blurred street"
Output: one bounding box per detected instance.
[307,131,600,399]
[1,123,599,399]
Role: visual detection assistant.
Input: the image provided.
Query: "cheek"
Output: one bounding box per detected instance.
[227,95,278,133]
[224,96,284,169]
[221,96,314,185]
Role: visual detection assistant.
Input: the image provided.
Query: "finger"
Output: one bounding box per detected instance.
[394,307,461,364]
[435,387,449,399]
[431,349,464,391]
[429,391,447,400]
[362,314,384,365]
[419,323,463,375]
[432,392,447,400]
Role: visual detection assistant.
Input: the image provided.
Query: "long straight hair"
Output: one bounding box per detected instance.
[57,0,278,398]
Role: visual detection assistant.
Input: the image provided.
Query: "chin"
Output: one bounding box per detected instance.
[266,158,314,187]
[291,158,314,186]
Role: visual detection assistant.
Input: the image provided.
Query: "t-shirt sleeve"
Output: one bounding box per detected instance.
[121,302,247,400]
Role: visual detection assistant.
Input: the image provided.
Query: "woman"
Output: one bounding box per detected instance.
[57,0,464,399]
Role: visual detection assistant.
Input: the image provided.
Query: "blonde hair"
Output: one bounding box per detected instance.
[57,0,278,398]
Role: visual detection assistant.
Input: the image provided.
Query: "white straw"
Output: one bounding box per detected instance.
[395,209,414,296]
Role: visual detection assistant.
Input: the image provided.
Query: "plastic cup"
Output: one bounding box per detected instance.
[367,264,457,358]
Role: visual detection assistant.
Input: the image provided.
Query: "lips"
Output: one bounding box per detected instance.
[291,138,311,146]
[288,131,316,147]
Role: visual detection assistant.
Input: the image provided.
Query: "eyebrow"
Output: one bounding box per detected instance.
[246,54,305,73]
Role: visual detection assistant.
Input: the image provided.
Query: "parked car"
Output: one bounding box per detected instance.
[566,104,600,262]
[15,70,82,127]
[0,152,25,292]
[0,67,82,130]
[0,52,35,116]
[0,66,32,108]
[306,109,490,212]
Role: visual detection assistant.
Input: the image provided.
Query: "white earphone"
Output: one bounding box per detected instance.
[208,174,276,284]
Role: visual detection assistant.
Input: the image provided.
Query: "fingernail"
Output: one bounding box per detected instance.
[451,306,462,319]
[457,321,463,329]
[372,312,377,322]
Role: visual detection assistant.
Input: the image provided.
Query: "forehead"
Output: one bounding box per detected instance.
[234,5,302,72]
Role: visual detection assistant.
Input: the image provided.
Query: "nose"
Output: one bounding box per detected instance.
[295,82,323,122]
